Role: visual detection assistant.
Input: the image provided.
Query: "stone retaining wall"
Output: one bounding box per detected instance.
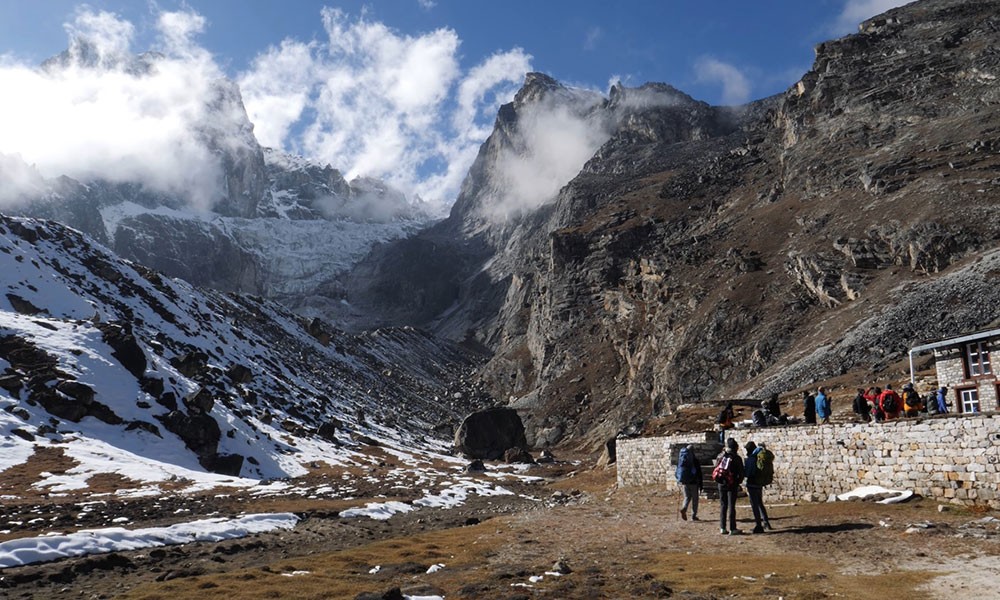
[617,413,1000,508]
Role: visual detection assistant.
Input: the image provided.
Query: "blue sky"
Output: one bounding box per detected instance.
[0,0,911,210]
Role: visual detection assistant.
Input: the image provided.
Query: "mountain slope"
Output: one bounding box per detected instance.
[0,214,485,486]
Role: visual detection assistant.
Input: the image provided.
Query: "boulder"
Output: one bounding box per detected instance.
[97,323,147,379]
[465,459,486,472]
[200,452,244,476]
[596,438,617,467]
[503,447,535,464]
[454,407,527,460]
[170,351,209,378]
[317,420,340,443]
[158,410,221,458]
[226,364,253,384]
[183,387,215,414]
[5,294,44,315]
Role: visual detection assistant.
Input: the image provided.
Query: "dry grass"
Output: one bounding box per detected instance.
[121,521,510,600]
[0,446,78,501]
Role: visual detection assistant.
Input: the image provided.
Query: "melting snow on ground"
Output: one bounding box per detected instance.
[836,485,914,504]
[0,513,298,569]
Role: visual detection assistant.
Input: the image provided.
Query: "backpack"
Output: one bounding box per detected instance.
[676,448,699,484]
[712,455,736,487]
[755,448,774,486]
[904,389,923,411]
[882,393,898,413]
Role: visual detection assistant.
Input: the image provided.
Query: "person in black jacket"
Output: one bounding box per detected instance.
[675,445,703,521]
[716,437,745,535]
[803,390,816,424]
[744,441,773,533]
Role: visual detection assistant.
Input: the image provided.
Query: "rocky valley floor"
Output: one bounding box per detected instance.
[0,458,998,600]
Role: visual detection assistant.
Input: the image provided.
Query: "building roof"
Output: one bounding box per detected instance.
[910,327,1000,355]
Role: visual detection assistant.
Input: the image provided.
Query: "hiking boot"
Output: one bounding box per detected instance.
[752,525,765,534]
[720,528,728,535]
[729,529,742,535]
[680,509,687,521]
[691,515,700,521]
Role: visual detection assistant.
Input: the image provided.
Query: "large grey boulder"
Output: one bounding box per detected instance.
[454,407,527,460]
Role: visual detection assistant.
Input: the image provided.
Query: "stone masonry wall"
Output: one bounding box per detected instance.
[617,413,1000,508]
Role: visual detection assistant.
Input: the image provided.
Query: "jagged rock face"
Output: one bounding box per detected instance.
[348,0,1000,450]
[112,214,260,293]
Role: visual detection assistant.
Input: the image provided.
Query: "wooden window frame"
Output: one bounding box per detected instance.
[964,341,993,378]
[956,386,980,414]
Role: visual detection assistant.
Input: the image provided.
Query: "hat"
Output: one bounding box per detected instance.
[726,438,738,451]
[745,441,757,452]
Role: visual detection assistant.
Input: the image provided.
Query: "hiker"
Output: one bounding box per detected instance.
[802,390,816,424]
[867,386,884,422]
[902,383,924,417]
[752,402,769,427]
[713,437,745,535]
[815,387,830,424]
[766,393,781,419]
[879,384,902,420]
[852,388,871,422]
[935,386,949,414]
[675,445,703,521]
[717,401,735,443]
[744,441,774,533]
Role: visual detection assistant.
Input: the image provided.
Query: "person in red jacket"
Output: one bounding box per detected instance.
[879,384,902,420]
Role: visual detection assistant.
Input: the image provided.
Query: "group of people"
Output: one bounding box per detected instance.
[675,438,775,535]
[849,384,950,422]
[800,383,951,424]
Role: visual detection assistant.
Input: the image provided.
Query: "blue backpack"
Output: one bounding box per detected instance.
[676,447,699,484]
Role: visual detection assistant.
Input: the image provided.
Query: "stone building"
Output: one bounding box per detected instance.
[910,327,1000,413]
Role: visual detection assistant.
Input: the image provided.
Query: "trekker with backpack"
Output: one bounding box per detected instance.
[744,441,775,533]
[675,445,703,521]
[852,388,871,422]
[713,437,745,535]
[902,383,924,417]
[879,384,902,420]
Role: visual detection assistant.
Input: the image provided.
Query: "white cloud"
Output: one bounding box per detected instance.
[694,57,751,106]
[238,9,532,212]
[832,0,913,35]
[584,27,603,51]
[489,92,609,219]
[0,8,238,211]
[0,6,532,214]
[417,0,437,10]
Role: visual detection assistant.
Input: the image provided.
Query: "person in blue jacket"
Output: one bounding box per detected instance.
[675,445,703,521]
[936,386,949,414]
[815,386,830,424]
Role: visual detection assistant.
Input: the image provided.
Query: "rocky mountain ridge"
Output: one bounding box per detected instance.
[345,0,1000,449]
[0,214,487,480]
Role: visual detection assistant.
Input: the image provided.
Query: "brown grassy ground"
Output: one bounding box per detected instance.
[101,469,999,600]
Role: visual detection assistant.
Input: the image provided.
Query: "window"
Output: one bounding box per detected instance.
[959,388,980,413]
[965,341,992,377]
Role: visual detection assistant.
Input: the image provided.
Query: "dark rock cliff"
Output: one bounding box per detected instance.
[347,0,1000,449]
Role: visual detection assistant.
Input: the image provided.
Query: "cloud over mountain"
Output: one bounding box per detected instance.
[238,8,532,212]
[0,6,532,213]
